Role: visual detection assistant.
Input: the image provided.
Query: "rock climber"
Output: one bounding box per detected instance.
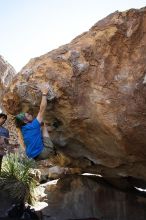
[15,84,56,161]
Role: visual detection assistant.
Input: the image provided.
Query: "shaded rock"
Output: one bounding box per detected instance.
[0,190,15,217]
[41,175,146,220]
[2,8,146,182]
[0,190,42,220]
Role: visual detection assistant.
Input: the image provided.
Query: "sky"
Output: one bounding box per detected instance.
[0,0,146,72]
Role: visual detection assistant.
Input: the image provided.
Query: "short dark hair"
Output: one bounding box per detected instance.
[0,113,7,120]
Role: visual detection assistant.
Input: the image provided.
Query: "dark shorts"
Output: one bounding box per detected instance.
[34,137,55,161]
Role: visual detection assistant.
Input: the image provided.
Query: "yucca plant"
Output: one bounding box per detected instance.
[0,153,37,204]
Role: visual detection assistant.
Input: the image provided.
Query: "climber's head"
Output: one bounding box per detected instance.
[15,112,33,128]
[24,112,33,122]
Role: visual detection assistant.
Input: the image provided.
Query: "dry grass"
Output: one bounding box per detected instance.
[48,152,72,167]
[48,152,91,168]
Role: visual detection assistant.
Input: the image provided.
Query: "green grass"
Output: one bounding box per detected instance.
[0,153,37,204]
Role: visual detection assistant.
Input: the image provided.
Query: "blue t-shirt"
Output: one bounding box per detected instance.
[0,126,9,138]
[21,118,44,158]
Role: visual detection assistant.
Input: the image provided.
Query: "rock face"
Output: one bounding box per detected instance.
[2,8,146,182]
[0,56,16,107]
[41,175,146,220]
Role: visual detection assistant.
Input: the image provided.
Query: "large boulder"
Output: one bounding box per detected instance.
[2,8,146,181]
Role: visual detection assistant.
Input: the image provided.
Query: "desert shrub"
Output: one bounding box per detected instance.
[0,153,37,204]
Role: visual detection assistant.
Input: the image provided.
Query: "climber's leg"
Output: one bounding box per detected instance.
[34,124,56,161]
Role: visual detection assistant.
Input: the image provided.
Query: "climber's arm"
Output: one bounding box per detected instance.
[37,86,48,123]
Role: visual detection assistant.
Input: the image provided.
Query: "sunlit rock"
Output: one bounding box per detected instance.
[0,56,16,110]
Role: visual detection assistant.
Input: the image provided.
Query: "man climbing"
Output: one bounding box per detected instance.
[15,84,56,160]
[0,113,9,173]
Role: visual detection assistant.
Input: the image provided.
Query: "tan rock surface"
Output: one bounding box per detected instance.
[2,8,146,180]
